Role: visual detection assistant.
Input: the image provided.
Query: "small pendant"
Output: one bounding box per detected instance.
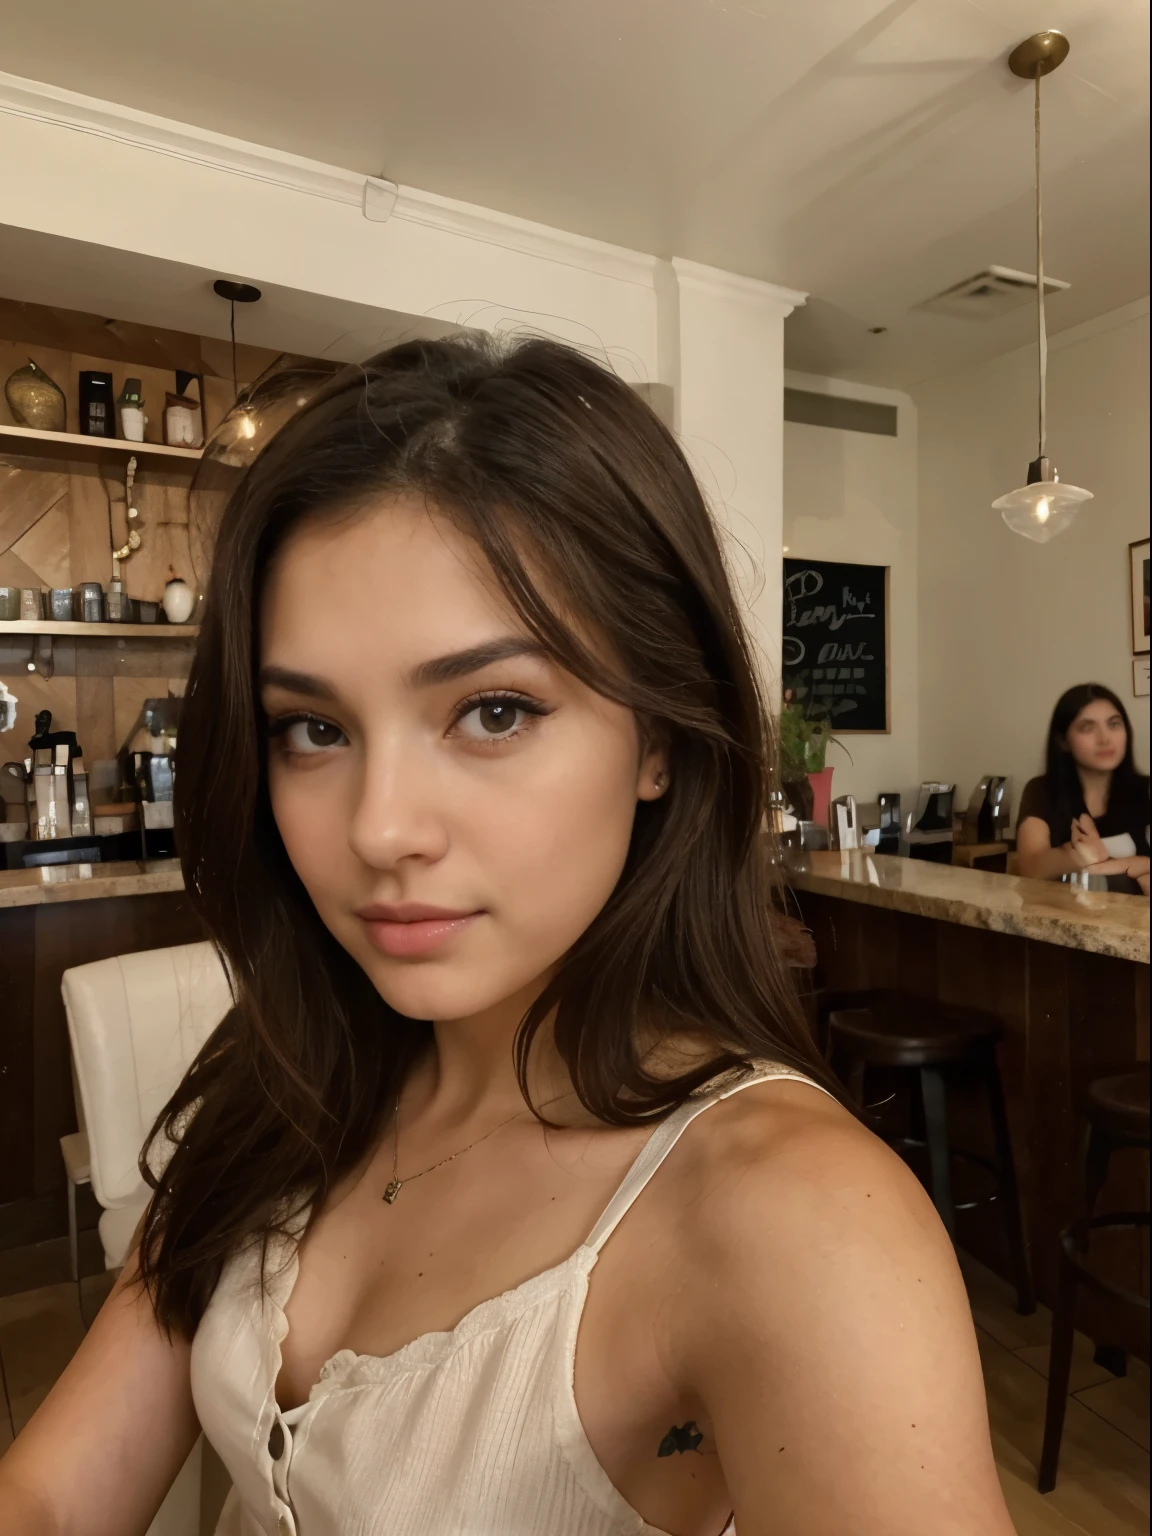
[383,1179,402,1204]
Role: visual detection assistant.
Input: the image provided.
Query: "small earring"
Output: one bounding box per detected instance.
[655,770,670,792]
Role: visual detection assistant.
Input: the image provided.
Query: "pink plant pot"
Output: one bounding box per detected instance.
[806,767,835,829]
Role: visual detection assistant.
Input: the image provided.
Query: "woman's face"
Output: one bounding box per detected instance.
[1064,698,1128,773]
[259,497,665,1025]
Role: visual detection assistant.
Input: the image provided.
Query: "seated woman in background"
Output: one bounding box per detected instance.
[1017,683,1150,895]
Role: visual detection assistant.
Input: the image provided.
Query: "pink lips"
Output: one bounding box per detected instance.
[356,902,482,959]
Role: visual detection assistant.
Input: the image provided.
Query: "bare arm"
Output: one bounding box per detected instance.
[0,1255,199,1536]
[1016,814,1082,880]
[681,1105,1016,1536]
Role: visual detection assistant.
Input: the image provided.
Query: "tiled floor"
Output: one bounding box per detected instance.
[0,1254,1147,1532]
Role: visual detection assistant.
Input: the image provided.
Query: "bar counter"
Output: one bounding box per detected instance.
[787,850,1149,963]
[0,858,185,910]
[787,850,1149,1355]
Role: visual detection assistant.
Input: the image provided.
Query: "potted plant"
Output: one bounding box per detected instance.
[779,698,849,829]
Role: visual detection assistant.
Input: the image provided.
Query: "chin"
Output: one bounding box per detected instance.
[367,964,532,1024]
[337,932,539,1024]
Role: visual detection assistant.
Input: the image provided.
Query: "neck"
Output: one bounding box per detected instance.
[1077,765,1112,813]
[408,975,574,1127]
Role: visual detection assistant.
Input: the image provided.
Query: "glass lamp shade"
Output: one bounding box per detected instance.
[992,479,1093,544]
[208,405,261,468]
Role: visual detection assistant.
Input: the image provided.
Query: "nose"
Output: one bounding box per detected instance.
[347,736,450,871]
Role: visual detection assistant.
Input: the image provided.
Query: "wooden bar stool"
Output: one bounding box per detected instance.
[1039,1069,1150,1493]
[827,991,1035,1315]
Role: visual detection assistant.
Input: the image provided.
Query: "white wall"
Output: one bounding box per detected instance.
[782,371,919,811]
[913,299,1150,822]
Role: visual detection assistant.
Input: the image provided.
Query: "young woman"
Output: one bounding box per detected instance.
[1017,683,1150,895]
[0,337,1016,1536]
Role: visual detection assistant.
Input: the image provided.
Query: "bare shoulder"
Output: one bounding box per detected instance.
[670,1071,955,1313]
[661,1074,1014,1536]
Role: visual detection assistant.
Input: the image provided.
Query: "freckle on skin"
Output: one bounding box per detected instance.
[778,1446,785,1453]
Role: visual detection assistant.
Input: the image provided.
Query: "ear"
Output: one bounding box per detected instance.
[636,740,670,802]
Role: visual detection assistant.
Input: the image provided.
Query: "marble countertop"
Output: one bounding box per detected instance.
[0,858,185,909]
[786,851,1149,964]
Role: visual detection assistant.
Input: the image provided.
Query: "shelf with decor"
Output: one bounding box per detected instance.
[0,620,198,639]
[0,422,203,466]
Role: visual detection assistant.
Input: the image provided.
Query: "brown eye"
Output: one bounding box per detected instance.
[454,696,539,742]
[477,702,518,734]
[278,717,348,754]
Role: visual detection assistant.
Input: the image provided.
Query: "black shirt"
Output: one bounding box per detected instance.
[1018,775,1150,891]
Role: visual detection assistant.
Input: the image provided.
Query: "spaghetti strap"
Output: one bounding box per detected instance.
[585,1063,838,1254]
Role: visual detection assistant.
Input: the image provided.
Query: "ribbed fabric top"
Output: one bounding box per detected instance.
[191,1062,836,1536]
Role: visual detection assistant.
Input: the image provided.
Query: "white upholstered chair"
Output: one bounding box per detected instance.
[61,940,235,1536]
[62,940,233,1270]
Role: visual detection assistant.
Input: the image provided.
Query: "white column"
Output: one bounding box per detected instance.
[664,258,805,698]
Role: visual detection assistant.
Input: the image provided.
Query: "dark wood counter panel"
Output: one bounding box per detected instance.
[789,869,1149,1359]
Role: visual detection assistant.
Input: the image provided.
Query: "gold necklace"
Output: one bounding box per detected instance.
[382,1090,568,1204]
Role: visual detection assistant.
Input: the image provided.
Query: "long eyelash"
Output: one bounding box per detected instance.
[265,711,338,738]
[448,689,552,730]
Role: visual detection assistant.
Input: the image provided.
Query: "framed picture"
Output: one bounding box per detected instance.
[1131,538,1149,655]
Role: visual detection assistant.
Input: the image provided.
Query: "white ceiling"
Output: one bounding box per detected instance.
[2,0,1148,387]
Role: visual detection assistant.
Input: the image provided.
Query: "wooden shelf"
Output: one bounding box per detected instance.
[0,621,198,638]
[0,423,203,465]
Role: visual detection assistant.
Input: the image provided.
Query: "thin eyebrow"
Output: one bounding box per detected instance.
[409,638,549,688]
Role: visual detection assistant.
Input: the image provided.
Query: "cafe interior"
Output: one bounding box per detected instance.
[0,4,1148,1534]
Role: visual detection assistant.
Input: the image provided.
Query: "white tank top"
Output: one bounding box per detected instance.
[192,1062,836,1536]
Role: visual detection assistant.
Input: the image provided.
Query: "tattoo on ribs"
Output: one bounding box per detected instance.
[657,1421,704,1457]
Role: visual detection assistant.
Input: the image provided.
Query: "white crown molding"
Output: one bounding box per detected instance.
[0,70,380,209]
[390,185,658,288]
[0,71,658,287]
[672,257,807,316]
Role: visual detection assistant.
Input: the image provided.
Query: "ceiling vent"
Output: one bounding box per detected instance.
[916,265,1070,319]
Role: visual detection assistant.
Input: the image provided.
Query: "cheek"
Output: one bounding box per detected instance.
[479,727,640,944]
[267,761,348,897]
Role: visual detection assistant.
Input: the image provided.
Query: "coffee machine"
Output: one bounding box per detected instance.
[902,782,956,863]
[959,776,1011,845]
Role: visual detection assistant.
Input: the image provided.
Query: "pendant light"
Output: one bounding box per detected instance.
[992,31,1092,544]
[211,279,263,466]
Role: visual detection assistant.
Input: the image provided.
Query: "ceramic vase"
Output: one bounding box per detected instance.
[162,578,195,624]
[806,766,835,830]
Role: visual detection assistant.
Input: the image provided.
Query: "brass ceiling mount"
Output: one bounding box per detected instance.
[1008,30,1070,79]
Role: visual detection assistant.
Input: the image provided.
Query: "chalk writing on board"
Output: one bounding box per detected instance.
[782,559,888,731]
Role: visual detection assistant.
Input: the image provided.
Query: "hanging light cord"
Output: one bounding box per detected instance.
[1034,65,1047,461]
[229,299,238,401]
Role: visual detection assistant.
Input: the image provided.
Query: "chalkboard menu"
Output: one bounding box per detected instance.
[782,558,889,732]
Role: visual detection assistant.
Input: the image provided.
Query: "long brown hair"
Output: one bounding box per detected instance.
[138,334,841,1337]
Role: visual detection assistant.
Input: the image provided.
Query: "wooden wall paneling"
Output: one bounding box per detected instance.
[0,300,204,373]
[9,499,71,589]
[67,467,115,589]
[0,907,37,1204]
[0,545,44,590]
[75,674,117,762]
[123,465,195,600]
[0,465,69,555]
